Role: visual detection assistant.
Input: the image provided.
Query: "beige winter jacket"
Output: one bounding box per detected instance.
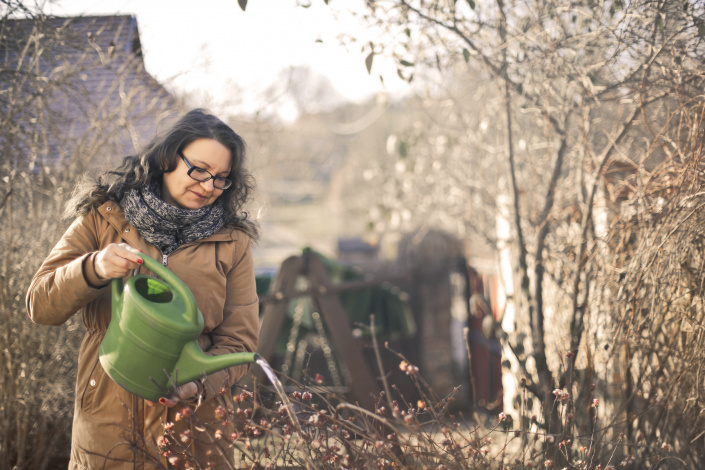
[26,201,259,469]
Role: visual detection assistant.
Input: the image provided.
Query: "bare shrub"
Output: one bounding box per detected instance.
[133,341,684,469]
[0,6,175,468]
[599,98,705,464]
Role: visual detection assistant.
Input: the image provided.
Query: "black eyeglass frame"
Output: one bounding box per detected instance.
[179,152,233,190]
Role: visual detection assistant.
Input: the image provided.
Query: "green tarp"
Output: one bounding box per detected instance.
[256,248,416,355]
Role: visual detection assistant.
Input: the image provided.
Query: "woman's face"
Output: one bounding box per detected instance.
[162,138,232,210]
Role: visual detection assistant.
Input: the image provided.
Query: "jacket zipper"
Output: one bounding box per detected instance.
[160,241,199,267]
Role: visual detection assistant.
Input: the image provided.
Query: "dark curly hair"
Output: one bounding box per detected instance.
[64,108,259,240]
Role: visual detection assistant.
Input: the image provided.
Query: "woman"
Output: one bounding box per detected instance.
[26,109,260,469]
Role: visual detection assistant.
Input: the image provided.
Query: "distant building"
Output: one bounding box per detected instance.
[0,14,177,171]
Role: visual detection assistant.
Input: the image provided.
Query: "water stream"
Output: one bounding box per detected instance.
[256,357,303,433]
[256,357,317,469]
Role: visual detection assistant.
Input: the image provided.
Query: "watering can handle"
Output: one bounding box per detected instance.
[111,252,199,325]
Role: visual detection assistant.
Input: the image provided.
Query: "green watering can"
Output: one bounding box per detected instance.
[98,253,259,401]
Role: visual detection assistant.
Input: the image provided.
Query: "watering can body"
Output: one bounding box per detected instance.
[98,253,259,402]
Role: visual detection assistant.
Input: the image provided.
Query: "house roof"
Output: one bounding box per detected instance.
[0,14,178,168]
[1,14,144,63]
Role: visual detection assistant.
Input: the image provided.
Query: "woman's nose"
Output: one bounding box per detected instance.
[200,179,215,191]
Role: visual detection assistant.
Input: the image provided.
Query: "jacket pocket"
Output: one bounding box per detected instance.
[80,357,105,415]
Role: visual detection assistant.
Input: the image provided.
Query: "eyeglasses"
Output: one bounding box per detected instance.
[179,152,233,190]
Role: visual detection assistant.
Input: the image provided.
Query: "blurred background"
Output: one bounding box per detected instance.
[2,0,705,468]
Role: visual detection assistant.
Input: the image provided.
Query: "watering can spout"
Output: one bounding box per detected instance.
[173,342,260,385]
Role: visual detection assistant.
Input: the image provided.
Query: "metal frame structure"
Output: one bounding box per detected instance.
[256,250,382,410]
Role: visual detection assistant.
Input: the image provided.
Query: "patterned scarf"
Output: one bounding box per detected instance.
[120,181,225,255]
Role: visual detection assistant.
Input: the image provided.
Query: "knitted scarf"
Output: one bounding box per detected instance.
[120,181,225,255]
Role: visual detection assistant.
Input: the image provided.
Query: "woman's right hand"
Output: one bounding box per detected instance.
[94,243,143,281]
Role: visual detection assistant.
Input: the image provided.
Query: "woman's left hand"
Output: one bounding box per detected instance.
[145,381,199,407]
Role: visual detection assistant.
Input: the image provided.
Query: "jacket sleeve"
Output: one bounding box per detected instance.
[201,237,260,397]
[26,211,106,326]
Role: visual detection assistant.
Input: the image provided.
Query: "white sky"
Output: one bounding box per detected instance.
[45,0,409,116]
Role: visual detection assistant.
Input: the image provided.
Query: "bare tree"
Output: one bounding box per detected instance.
[302,0,705,464]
